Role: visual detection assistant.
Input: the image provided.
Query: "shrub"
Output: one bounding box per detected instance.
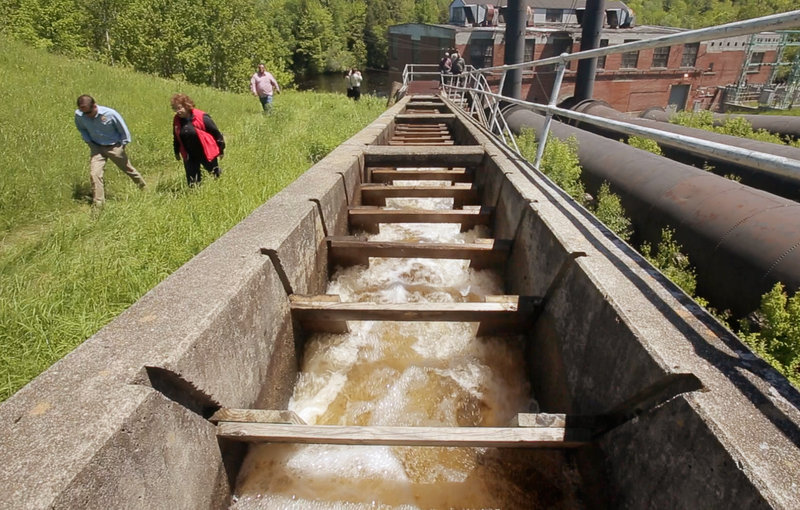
[626,135,663,155]
[593,182,632,241]
[517,128,585,201]
[738,283,800,387]
[640,227,697,296]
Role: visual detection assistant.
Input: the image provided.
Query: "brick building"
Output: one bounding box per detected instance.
[388,0,781,112]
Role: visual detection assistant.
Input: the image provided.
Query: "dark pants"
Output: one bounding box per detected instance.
[351,87,361,101]
[259,94,273,111]
[184,157,221,186]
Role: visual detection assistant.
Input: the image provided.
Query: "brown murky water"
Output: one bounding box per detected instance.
[231,192,587,509]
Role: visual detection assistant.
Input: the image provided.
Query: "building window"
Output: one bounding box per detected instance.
[681,42,699,67]
[546,9,562,22]
[621,39,639,69]
[652,46,670,68]
[470,39,494,68]
[391,38,398,60]
[748,51,765,72]
[597,39,609,68]
[524,39,535,62]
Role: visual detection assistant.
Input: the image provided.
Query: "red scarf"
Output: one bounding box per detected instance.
[173,109,220,162]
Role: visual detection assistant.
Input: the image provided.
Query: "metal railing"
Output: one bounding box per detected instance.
[401,9,800,174]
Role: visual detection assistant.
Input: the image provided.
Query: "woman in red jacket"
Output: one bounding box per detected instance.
[171,94,225,186]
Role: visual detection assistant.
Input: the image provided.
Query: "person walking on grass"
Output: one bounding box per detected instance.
[171,94,225,186]
[74,95,146,206]
[250,63,280,112]
[347,68,363,101]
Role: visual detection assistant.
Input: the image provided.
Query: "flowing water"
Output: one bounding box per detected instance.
[231,184,585,509]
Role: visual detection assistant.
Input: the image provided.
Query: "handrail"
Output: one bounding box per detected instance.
[472,9,800,75]
[400,10,800,172]
[445,84,800,180]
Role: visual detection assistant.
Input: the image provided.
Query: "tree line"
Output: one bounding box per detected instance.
[3,0,794,92]
[1,0,450,92]
[626,0,797,29]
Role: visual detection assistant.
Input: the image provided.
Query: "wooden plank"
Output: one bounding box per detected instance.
[327,237,510,269]
[512,413,607,429]
[389,139,453,144]
[216,423,591,447]
[395,123,447,128]
[290,294,349,334]
[392,135,452,140]
[394,127,448,132]
[290,294,541,335]
[359,183,478,207]
[395,113,456,124]
[388,141,455,146]
[364,146,484,167]
[210,408,306,425]
[349,207,492,234]
[369,168,473,183]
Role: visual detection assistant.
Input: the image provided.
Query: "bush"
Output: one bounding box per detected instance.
[626,135,663,156]
[640,227,697,296]
[739,283,800,387]
[517,128,585,201]
[593,182,632,241]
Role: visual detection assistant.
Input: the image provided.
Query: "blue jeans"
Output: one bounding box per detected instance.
[259,94,273,111]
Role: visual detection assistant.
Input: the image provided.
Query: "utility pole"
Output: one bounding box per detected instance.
[502,0,526,99]
[574,0,605,101]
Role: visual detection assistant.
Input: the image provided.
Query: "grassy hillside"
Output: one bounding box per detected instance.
[0,38,386,401]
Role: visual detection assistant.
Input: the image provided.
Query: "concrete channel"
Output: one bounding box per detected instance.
[1,95,800,508]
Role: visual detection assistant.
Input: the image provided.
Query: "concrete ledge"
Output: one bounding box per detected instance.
[446,97,800,508]
[52,390,228,509]
[599,394,774,509]
[0,104,402,508]
[1,384,226,508]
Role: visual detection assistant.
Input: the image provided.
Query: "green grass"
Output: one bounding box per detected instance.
[0,38,386,401]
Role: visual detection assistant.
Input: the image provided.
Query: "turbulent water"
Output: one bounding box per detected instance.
[230,188,581,509]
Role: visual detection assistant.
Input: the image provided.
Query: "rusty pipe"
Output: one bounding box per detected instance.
[641,106,800,141]
[571,100,800,201]
[504,105,800,316]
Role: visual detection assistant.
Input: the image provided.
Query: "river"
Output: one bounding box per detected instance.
[296,70,397,98]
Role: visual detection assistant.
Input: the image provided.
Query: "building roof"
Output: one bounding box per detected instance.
[457,0,628,9]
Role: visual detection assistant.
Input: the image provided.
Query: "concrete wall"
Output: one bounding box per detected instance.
[3,93,799,509]
[457,103,800,508]
[0,98,410,509]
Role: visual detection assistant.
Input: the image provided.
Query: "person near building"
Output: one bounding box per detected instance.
[74,95,146,206]
[439,52,452,86]
[171,94,225,186]
[345,70,354,98]
[450,51,465,75]
[249,63,280,112]
[348,68,363,101]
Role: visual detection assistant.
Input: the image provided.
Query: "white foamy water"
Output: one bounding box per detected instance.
[231,191,541,509]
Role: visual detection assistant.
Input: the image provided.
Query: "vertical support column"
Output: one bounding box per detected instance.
[574,0,605,102]
[502,0,526,99]
[533,60,567,169]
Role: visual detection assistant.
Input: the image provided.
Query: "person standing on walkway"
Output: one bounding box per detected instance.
[348,68,363,101]
[450,51,465,75]
[250,63,280,112]
[74,95,146,206]
[171,94,225,186]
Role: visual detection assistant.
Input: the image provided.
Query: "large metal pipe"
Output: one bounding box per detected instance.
[574,0,605,101]
[641,106,800,141]
[504,105,800,316]
[572,100,800,201]
[502,0,526,99]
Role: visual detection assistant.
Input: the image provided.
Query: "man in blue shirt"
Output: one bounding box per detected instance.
[74,95,146,205]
